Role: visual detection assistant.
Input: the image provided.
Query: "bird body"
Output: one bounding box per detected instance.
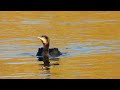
[36,35,62,59]
[36,47,62,57]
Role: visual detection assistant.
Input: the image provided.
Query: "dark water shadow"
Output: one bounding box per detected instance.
[37,54,60,70]
[37,57,60,79]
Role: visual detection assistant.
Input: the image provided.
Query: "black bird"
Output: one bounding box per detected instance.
[36,35,62,61]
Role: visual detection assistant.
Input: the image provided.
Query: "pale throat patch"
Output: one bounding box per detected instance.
[41,38,48,44]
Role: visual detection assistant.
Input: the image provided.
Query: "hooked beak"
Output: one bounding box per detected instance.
[37,36,45,43]
[37,36,43,41]
[37,36,48,44]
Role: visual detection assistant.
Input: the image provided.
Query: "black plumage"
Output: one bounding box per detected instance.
[36,35,62,62]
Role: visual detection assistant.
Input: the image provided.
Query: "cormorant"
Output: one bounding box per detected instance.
[36,35,62,67]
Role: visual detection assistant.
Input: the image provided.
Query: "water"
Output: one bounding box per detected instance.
[0,11,120,79]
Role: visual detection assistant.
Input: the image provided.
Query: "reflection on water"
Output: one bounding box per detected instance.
[0,11,120,79]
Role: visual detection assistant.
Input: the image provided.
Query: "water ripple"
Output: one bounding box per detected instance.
[65,40,120,57]
[59,20,118,25]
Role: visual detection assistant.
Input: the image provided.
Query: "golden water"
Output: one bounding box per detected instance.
[0,11,120,79]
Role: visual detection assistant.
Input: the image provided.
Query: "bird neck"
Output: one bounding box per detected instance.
[43,43,50,67]
[43,43,49,50]
[43,43,49,57]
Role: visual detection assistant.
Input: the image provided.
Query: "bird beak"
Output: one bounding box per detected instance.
[37,36,48,44]
[37,36,42,40]
[37,36,44,41]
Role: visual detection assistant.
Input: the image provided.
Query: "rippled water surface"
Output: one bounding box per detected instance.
[0,11,120,79]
